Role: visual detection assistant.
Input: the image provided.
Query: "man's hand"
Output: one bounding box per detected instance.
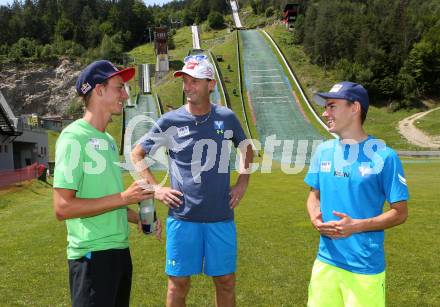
[137,218,163,241]
[154,186,183,208]
[120,180,154,205]
[333,211,359,238]
[311,212,340,238]
[229,181,248,209]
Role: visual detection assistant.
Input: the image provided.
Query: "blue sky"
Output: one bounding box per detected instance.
[0,0,174,7]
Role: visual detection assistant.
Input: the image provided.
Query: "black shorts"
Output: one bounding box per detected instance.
[68,248,132,307]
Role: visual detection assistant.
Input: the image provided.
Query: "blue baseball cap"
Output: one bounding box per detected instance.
[75,60,135,96]
[313,81,369,112]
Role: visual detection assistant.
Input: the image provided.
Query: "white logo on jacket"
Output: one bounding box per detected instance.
[359,165,373,176]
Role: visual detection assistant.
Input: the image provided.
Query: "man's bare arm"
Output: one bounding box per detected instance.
[333,201,408,237]
[229,143,254,208]
[131,144,183,208]
[306,188,340,237]
[53,181,153,221]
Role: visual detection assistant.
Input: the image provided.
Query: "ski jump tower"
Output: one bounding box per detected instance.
[154,27,169,77]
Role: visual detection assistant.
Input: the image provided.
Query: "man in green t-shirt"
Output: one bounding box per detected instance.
[53,60,154,307]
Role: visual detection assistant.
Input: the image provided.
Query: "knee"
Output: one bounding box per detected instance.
[214,274,236,292]
[168,277,190,297]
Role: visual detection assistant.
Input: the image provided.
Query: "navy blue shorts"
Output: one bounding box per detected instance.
[165,217,237,277]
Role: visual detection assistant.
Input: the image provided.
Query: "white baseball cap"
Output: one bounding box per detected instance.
[174,57,215,80]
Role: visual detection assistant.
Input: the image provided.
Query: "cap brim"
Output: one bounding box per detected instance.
[109,67,135,82]
[313,92,348,106]
[173,70,186,78]
[173,70,215,80]
[313,94,327,106]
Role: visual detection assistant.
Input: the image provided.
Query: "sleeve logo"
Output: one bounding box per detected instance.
[398,173,407,186]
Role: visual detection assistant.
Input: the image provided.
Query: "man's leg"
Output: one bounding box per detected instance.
[204,221,237,307]
[68,249,130,307]
[69,257,94,307]
[165,217,203,306]
[114,248,133,307]
[307,260,344,307]
[213,273,236,307]
[167,276,191,307]
[340,270,386,307]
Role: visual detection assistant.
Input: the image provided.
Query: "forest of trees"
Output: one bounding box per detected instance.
[1,0,439,108]
[294,0,440,107]
[0,0,229,63]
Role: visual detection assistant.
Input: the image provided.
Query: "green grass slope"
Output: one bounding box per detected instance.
[414,108,440,136]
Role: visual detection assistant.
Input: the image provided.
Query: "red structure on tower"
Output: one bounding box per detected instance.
[154,27,169,73]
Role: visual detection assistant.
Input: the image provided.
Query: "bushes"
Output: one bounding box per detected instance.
[0,44,9,56]
[3,36,86,63]
[250,0,264,15]
[297,0,440,106]
[99,34,122,62]
[8,38,38,61]
[265,7,274,17]
[2,31,127,64]
[208,12,225,29]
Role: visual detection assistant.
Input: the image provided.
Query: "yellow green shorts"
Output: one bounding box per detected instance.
[308,259,385,307]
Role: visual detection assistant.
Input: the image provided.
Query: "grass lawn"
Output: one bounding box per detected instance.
[414,108,440,136]
[364,107,421,150]
[0,160,439,306]
[155,74,184,110]
[200,26,230,49]
[128,43,156,65]
[239,6,277,29]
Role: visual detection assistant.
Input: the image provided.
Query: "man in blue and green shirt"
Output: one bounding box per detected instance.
[304,81,409,307]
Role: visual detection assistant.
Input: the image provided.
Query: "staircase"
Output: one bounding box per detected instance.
[0,91,22,136]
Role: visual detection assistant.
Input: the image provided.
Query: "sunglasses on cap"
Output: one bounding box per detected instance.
[184,54,208,63]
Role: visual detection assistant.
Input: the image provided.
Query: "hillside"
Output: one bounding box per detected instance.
[0,59,81,116]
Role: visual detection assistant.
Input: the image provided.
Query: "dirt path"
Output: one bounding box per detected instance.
[398,107,440,149]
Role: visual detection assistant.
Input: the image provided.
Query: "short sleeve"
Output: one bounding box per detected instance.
[304,144,322,190]
[53,132,84,190]
[230,113,247,147]
[380,152,409,204]
[138,116,167,155]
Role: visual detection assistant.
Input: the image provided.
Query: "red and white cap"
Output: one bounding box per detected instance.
[174,58,215,80]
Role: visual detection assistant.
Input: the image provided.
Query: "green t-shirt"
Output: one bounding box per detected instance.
[53,119,129,259]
